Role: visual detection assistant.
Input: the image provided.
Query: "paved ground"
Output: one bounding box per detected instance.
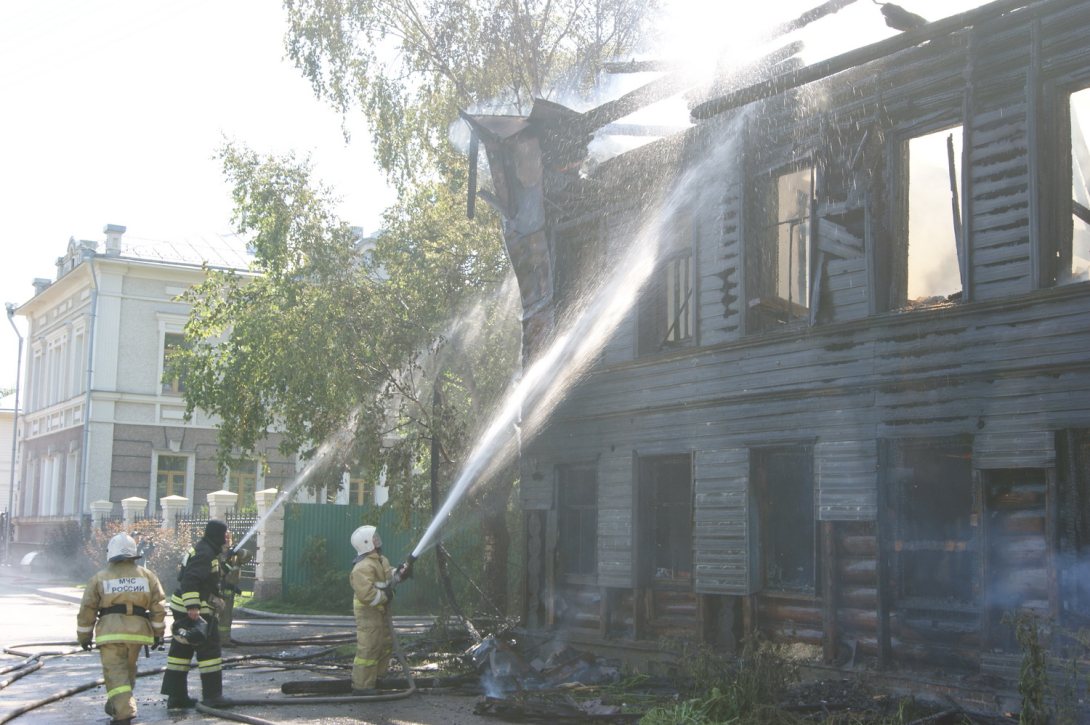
[0,565,496,725]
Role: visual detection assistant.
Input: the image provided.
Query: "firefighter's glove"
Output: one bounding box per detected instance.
[377,581,395,605]
[79,638,93,651]
[153,636,163,650]
[394,561,413,582]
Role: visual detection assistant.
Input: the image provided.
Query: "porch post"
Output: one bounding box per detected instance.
[90,500,113,530]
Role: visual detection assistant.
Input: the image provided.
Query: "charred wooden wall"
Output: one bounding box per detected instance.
[513,0,1090,670]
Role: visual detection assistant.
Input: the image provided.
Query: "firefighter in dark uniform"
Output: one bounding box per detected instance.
[160,519,232,709]
[77,532,167,725]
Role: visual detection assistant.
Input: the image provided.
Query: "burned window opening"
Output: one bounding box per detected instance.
[747,164,813,333]
[638,216,695,355]
[902,126,965,308]
[557,465,598,579]
[752,446,818,594]
[890,439,975,606]
[637,454,693,588]
[1057,87,1090,285]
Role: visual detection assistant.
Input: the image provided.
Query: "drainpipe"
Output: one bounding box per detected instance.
[78,252,99,517]
[4,303,23,564]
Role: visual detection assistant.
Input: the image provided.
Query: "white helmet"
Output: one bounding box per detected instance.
[351,525,382,556]
[107,533,140,563]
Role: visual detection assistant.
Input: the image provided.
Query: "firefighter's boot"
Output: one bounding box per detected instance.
[201,670,233,708]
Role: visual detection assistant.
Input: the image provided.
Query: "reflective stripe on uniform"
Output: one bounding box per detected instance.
[197,657,222,673]
[166,656,191,672]
[369,590,384,606]
[180,591,201,608]
[76,625,94,633]
[96,633,154,644]
[106,684,132,699]
[354,656,378,666]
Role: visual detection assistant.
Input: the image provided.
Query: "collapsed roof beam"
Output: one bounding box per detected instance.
[578,0,862,136]
[690,0,1069,121]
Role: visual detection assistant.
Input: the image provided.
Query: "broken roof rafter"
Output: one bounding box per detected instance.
[577,0,864,136]
[689,0,1077,121]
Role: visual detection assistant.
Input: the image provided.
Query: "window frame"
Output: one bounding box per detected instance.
[556,464,598,582]
[1040,79,1090,288]
[637,212,697,355]
[887,118,967,310]
[226,457,262,510]
[751,444,818,596]
[746,160,816,333]
[150,450,194,511]
[636,453,694,591]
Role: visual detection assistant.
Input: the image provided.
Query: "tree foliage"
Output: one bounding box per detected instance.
[284,0,659,187]
[176,144,519,498]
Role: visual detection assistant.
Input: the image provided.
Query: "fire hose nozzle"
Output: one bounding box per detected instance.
[394,555,416,584]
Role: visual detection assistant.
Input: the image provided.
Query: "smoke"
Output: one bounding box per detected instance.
[414,112,749,558]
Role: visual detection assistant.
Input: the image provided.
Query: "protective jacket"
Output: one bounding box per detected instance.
[77,560,167,646]
[170,539,223,616]
[350,550,394,691]
[351,552,394,610]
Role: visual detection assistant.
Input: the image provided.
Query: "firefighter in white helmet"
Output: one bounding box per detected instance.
[76,532,167,725]
[349,524,394,694]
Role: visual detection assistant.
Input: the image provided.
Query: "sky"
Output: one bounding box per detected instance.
[0,0,396,390]
[0,0,991,394]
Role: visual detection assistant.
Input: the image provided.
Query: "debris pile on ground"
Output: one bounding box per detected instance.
[467,632,656,722]
[469,634,621,695]
[779,679,1018,724]
[474,693,639,722]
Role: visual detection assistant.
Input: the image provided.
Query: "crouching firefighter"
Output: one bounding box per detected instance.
[160,519,232,709]
[76,532,167,725]
[350,524,413,695]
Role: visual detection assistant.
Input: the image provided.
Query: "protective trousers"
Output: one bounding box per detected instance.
[160,614,223,701]
[352,602,392,690]
[99,641,141,721]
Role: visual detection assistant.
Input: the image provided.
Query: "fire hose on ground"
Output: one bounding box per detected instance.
[0,609,419,724]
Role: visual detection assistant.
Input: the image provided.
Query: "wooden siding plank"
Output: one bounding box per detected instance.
[817,440,879,521]
[972,431,1056,468]
[694,448,754,595]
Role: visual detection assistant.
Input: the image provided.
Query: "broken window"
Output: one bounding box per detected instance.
[557,466,598,578]
[638,215,695,354]
[890,439,975,605]
[638,455,693,585]
[752,446,817,593]
[748,164,813,332]
[1058,87,1090,284]
[902,126,964,306]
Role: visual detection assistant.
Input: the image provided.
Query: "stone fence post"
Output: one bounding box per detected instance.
[207,490,238,521]
[160,495,188,530]
[121,497,147,528]
[253,488,283,599]
[90,500,113,530]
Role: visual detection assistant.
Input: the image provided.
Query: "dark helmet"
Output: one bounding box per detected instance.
[173,616,209,646]
[203,519,228,550]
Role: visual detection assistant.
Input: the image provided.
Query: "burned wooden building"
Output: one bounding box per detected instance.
[468,0,1090,675]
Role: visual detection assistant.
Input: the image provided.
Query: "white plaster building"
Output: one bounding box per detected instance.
[0,392,16,518]
[11,225,300,540]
